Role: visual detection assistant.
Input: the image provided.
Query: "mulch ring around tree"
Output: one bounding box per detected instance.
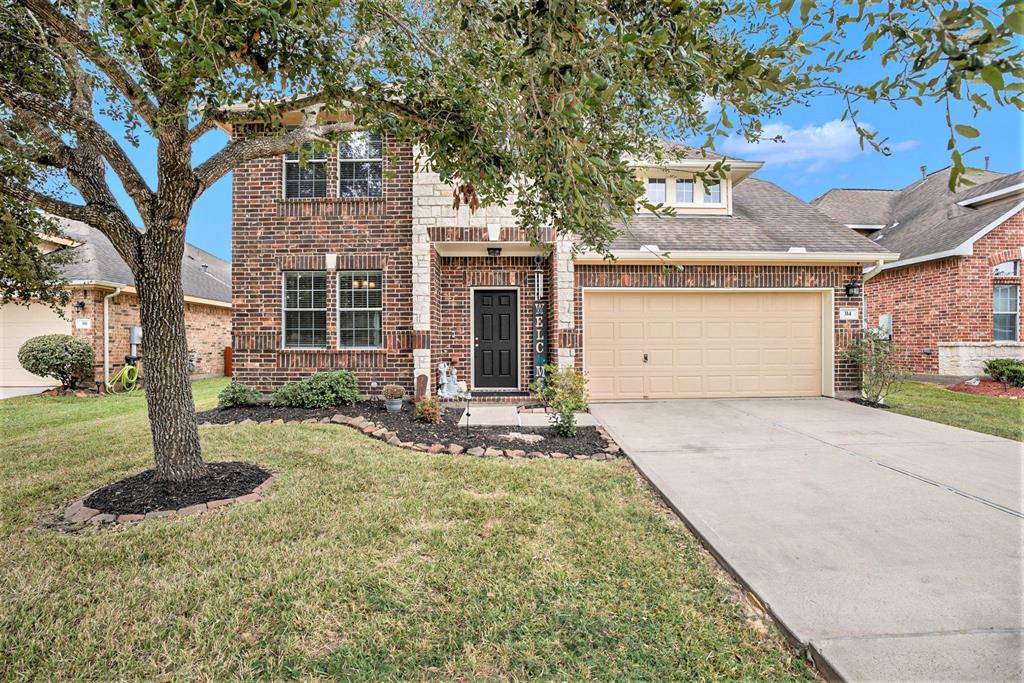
[196,402,620,460]
[51,462,273,532]
[948,379,1024,399]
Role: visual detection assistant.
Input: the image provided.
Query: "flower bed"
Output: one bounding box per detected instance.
[196,402,622,460]
[948,379,1024,399]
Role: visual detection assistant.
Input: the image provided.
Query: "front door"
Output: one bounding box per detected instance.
[473,289,518,388]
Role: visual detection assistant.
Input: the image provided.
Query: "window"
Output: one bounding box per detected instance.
[283,143,327,199]
[703,179,721,203]
[337,270,383,348]
[993,260,1019,277]
[646,177,666,204]
[283,271,327,348]
[993,284,1019,341]
[338,132,383,198]
[675,178,694,204]
[878,313,893,340]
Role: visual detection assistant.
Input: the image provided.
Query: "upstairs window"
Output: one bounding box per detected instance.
[675,178,694,204]
[646,177,666,204]
[283,143,327,199]
[338,132,383,198]
[993,284,1019,341]
[703,179,722,203]
[993,260,1019,277]
[283,271,327,348]
[337,270,383,348]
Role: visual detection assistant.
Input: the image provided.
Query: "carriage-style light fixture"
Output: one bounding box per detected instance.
[845,281,863,297]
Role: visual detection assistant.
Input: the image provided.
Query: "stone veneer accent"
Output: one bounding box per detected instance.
[866,209,1023,374]
[938,341,1024,375]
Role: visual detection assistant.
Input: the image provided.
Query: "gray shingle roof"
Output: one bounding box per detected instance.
[956,169,1024,202]
[611,177,889,254]
[56,217,232,303]
[812,167,1021,265]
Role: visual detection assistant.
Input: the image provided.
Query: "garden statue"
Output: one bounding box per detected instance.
[437,361,468,399]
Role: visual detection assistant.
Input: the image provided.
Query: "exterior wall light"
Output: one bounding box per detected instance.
[845,282,863,297]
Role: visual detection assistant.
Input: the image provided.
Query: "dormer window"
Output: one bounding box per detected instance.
[704,179,722,203]
[675,178,694,204]
[646,177,666,204]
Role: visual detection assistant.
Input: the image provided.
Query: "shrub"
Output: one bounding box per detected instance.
[530,365,589,437]
[271,370,362,408]
[17,334,93,389]
[414,397,442,424]
[217,381,261,408]
[984,358,1024,387]
[843,330,908,406]
[382,384,405,400]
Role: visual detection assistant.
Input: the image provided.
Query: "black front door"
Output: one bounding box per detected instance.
[474,289,518,388]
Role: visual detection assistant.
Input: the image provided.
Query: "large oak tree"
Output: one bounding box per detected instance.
[0,0,1019,481]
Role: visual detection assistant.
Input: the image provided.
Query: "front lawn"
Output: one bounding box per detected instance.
[0,379,809,680]
[886,381,1024,441]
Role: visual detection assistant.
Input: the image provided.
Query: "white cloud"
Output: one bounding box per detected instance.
[720,119,916,171]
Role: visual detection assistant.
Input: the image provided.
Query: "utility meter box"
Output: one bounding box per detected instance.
[128,326,143,345]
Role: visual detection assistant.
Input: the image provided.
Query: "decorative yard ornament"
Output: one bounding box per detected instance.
[437,362,468,399]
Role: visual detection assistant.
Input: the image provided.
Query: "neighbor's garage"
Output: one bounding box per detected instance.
[583,290,829,400]
[0,303,69,397]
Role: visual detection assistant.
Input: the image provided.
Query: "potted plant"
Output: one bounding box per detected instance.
[382,384,405,413]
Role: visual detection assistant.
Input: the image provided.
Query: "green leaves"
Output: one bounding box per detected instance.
[955,123,981,138]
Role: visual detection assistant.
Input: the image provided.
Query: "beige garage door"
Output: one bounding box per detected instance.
[1,303,70,393]
[584,291,824,400]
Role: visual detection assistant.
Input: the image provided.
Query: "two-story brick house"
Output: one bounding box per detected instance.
[814,167,1024,375]
[229,116,896,400]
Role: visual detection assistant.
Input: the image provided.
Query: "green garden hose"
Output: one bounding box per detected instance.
[106,364,140,393]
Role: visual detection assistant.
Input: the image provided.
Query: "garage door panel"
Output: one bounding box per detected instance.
[584,291,823,400]
[1,303,70,390]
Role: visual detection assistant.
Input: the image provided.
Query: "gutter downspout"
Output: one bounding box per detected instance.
[103,287,122,385]
[861,259,885,335]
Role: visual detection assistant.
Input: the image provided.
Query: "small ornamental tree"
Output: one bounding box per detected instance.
[844,330,909,406]
[0,0,1018,480]
[531,365,590,437]
[18,334,93,389]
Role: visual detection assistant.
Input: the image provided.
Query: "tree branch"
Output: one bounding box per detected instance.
[18,0,159,128]
[0,177,104,223]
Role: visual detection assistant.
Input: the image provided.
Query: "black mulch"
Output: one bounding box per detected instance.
[848,397,890,409]
[197,402,606,456]
[84,461,271,515]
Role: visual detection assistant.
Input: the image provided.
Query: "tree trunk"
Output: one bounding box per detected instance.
[136,229,208,482]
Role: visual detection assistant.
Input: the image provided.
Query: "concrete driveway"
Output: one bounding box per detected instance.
[592,398,1023,682]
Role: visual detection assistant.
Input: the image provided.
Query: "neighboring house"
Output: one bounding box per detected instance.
[229,116,895,401]
[814,167,1024,375]
[0,218,232,397]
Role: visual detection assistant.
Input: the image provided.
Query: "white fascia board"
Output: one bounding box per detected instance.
[881,199,1024,271]
[573,249,900,265]
[67,280,233,308]
[956,183,1024,207]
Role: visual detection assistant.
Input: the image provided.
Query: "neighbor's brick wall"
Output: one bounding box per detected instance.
[866,208,1023,374]
[432,255,547,392]
[230,133,416,393]
[571,264,865,393]
[68,287,230,380]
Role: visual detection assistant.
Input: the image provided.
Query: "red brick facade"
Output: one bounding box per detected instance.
[68,287,231,380]
[866,209,1024,373]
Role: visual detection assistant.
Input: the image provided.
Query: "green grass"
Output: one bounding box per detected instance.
[0,378,809,681]
[886,381,1024,441]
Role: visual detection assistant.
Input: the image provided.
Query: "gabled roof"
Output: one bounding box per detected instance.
[812,167,1022,269]
[55,217,232,304]
[601,177,890,256]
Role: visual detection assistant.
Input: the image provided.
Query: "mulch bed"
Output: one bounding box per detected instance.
[84,461,271,516]
[196,401,612,458]
[848,397,890,409]
[948,379,1024,399]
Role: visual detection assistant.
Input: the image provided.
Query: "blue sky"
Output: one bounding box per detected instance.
[102,71,1022,265]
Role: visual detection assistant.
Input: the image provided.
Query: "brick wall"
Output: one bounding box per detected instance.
[67,287,230,380]
[866,208,1023,374]
[571,263,865,392]
[230,133,416,393]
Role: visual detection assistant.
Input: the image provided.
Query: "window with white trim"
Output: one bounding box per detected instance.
[283,271,327,348]
[703,178,722,203]
[337,270,383,348]
[675,178,694,204]
[283,143,327,199]
[993,284,1019,341]
[878,313,893,340]
[338,132,383,198]
[646,177,666,204]
[993,260,1019,277]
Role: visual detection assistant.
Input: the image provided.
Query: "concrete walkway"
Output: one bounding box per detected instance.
[592,398,1023,682]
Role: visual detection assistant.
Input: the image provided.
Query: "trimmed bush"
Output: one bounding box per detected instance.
[414,398,442,424]
[530,365,589,437]
[17,334,93,389]
[271,370,362,408]
[984,358,1024,388]
[381,384,405,400]
[217,381,261,408]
